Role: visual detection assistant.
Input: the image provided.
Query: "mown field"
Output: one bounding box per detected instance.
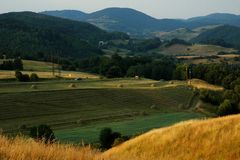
[0,59,99,79]
[0,78,205,143]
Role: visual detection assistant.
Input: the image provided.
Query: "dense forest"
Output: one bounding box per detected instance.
[0,12,129,60]
[192,25,240,49]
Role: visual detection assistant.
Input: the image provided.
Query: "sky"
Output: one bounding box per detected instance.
[0,0,240,19]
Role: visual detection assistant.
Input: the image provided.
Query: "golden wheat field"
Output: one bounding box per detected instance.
[1,114,240,160]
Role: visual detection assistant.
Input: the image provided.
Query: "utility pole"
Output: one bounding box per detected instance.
[57,52,61,78]
[51,54,55,77]
[185,65,189,80]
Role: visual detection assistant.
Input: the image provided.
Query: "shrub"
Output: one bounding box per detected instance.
[30,73,39,81]
[223,90,239,104]
[199,89,223,105]
[15,71,30,82]
[29,124,55,143]
[15,70,23,81]
[22,74,30,82]
[112,136,128,147]
[217,99,236,116]
[99,128,121,149]
[106,66,122,78]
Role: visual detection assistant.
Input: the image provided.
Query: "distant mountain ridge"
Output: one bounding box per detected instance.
[41,8,240,36]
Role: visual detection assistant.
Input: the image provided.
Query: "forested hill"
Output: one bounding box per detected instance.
[42,8,240,36]
[192,25,240,49]
[0,12,128,59]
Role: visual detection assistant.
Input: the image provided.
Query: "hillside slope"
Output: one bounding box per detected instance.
[0,12,126,59]
[192,25,240,49]
[1,115,240,160]
[103,114,240,160]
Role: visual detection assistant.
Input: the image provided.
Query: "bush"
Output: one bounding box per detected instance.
[22,74,30,82]
[29,124,55,143]
[106,66,122,78]
[15,70,23,81]
[112,136,130,147]
[30,73,39,81]
[99,128,121,149]
[199,89,223,105]
[15,71,30,82]
[217,99,236,116]
[223,90,239,104]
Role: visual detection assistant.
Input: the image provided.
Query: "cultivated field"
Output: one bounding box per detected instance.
[0,70,99,80]
[0,59,99,79]
[159,44,237,56]
[0,78,205,143]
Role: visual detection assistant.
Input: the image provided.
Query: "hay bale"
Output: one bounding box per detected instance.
[151,84,156,87]
[69,83,76,88]
[135,76,140,80]
[150,104,156,109]
[117,84,123,88]
[30,85,37,89]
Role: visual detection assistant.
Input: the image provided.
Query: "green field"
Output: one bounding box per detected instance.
[56,112,203,143]
[0,78,204,143]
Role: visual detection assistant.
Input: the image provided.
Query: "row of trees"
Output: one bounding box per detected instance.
[199,88,240,116]
[61,54,177,80]
[15,71,39,82]
[0,58,23,70]
[175,63,240,89]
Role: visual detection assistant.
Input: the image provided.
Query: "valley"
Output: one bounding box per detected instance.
[0,4,240,160]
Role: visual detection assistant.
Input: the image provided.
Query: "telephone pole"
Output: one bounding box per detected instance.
[51,54,55,77]
[57,52,61,78]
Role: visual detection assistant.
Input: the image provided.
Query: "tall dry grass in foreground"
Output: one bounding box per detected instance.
[1,115,240,160]
[0,136,99,160]
[103,114,240,160]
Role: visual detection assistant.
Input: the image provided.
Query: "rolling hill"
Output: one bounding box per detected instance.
[0,12,128,59]
[42,8,161,36]
[42,8,240,36]
[192,25,240,49]
[103,114,240,160]
[1,114,239,160]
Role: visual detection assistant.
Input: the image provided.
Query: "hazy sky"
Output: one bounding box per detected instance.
[0,0,240,19]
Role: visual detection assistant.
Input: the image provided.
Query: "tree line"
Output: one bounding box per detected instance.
[0,58,23,70]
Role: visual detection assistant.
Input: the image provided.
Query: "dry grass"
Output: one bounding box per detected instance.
[0,136,99,160]
[102,114,240,160]
[218,54,240,58]
[1,115,240,160]
[188,79,224,91]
